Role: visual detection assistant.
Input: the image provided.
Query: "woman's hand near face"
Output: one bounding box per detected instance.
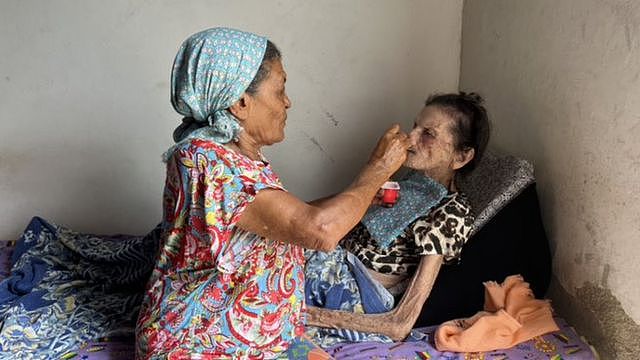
[368,124,411,174]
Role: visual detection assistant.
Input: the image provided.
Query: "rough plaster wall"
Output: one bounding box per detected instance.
[460,0,640,357]
[0,0,462,239]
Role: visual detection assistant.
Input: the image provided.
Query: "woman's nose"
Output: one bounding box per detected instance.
[408,129,419,145]
[284,94,292,109]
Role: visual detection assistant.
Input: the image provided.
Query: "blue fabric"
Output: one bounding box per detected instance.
[361,172,448,249]
[304,247,393,347]
[0,257,52,311]
[10,216,57,265]
[323,286,352,311]
[167,27,267,156]
[0,217,160,359]
[303,253,392,313]
[304,248,359,311]
[346,252,394,314]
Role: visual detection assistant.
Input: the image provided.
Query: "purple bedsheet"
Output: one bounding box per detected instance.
[0,241,598,359]
[66,320,599,360]
[325,317,597,359]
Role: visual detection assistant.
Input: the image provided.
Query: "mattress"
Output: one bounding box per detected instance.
[0,240,598,359]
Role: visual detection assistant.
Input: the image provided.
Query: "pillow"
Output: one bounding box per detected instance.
[458,151,535,235]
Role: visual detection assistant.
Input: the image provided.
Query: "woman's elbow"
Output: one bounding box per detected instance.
[299,216,341,252]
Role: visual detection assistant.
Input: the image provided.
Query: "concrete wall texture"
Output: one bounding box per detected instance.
[460,0,640,358]
[0,0,462,238]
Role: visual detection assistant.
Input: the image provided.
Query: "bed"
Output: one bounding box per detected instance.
[0,152,600,359]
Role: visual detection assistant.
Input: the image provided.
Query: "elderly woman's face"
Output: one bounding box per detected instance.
[404,105,459,179]
[243,60,291,146]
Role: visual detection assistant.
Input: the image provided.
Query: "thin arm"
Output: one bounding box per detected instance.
[306,255,444,341]
[237,125,410,252]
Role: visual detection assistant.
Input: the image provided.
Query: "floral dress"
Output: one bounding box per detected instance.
[136,139,305,359]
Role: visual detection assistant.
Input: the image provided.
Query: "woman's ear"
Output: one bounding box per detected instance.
[452,148,475,171]
[228,93,252,121]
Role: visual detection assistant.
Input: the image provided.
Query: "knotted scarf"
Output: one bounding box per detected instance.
[165,27,267,160]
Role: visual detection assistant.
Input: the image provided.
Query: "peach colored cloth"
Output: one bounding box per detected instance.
[435,275,558,352]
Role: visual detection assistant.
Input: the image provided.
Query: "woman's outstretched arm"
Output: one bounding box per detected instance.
[237,125,410,251]
[305,254,443,340]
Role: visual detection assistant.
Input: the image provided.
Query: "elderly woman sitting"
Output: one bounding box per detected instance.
[305,92,491,344]
[135,28,410,359]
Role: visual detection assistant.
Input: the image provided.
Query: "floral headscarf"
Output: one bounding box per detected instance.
[165,27,267,159]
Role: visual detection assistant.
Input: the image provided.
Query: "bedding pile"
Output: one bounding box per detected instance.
[0,217,159,359]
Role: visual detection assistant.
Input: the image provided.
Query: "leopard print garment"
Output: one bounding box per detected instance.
[342,192,473,276]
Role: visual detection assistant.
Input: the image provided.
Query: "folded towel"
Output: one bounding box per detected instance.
[435,274,558,352]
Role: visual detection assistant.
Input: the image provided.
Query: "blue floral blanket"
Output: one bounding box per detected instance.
[0,217,159,359]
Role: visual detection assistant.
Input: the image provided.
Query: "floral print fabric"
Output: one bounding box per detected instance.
[136,139,305,359]
[0,217,159,360]
[304,247,394,348]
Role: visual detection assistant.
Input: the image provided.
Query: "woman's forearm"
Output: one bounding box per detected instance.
[237,125,409,251]
[300,131,412,249]
[306,255,443,340]
[301,160,395,248]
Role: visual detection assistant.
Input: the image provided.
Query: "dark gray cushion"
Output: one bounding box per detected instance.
[458,151,535,235]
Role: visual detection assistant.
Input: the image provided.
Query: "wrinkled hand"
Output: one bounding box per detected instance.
[368,124,411,174]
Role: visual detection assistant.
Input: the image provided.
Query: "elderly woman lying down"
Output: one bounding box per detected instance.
[305,92,491,345]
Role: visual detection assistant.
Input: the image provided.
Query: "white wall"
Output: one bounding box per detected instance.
[0,0,462,239]
[460,0,640,356]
